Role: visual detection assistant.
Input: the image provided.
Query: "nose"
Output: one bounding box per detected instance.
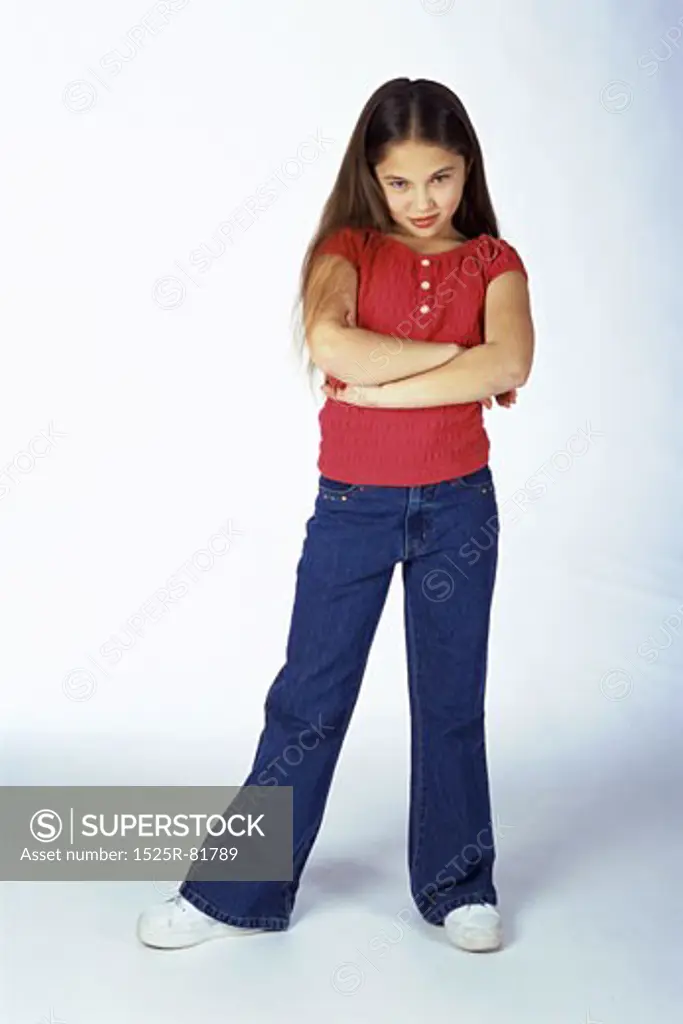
[413,187,437,214]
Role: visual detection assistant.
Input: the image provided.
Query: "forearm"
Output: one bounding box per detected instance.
[313,323,462,385]
[372,342,523,408]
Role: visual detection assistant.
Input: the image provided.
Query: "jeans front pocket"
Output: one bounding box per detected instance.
[447,465,493,495]
[318,475,361,501]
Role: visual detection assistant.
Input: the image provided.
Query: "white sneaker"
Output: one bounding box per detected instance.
[443,902,503,952]
[136,892,266,949]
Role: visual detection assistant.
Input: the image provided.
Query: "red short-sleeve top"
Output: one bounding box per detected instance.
[313,225,528,486]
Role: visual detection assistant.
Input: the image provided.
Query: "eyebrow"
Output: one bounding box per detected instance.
[380,165,458,181]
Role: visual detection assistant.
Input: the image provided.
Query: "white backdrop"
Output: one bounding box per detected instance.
[2,1,681,1021]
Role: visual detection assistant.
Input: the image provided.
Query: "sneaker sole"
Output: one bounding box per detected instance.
[451,932,503,952]
[136,922,265,949]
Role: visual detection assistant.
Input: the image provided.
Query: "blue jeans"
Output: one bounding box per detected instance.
[180,464,500,930]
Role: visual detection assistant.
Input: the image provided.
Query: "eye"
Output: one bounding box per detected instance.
[389,181,407,190]
[433,173,451,184]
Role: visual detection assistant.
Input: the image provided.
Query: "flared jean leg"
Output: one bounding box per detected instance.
[401,474,500,925]
[180,482,398,929]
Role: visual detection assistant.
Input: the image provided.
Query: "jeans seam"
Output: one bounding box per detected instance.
[283,822,319,911]
[407,586,428,883]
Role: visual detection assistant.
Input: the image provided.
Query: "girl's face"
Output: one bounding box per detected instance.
[375,140,469,239]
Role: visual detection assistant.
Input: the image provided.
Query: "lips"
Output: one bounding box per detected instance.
[410,214,439,228]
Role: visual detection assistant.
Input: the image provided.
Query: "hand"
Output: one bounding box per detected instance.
[496,388,518,408]
[480,388,518,410]
[321,380,383,407]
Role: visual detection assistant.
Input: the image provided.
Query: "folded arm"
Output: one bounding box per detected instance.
[315,323,468,385]
[340,269,535,408]
[304,251,465,385]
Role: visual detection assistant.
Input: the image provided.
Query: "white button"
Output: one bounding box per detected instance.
[419,304,430,314]
[421,258,431,266]
[420,280,431,290]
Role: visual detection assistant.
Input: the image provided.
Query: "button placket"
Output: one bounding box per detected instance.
[419,256,431,314]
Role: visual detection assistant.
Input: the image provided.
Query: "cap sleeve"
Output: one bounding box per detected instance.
[480,237,528,283]
[315,226,364,268]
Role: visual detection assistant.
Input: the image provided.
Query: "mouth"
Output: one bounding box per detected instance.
[409,213,439,229]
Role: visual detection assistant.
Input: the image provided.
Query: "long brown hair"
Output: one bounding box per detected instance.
[290,77,500,384]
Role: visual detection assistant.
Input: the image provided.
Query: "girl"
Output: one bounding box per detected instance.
[137,76,534,953]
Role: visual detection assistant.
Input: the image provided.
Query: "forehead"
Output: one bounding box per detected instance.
[376,140,463,176]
